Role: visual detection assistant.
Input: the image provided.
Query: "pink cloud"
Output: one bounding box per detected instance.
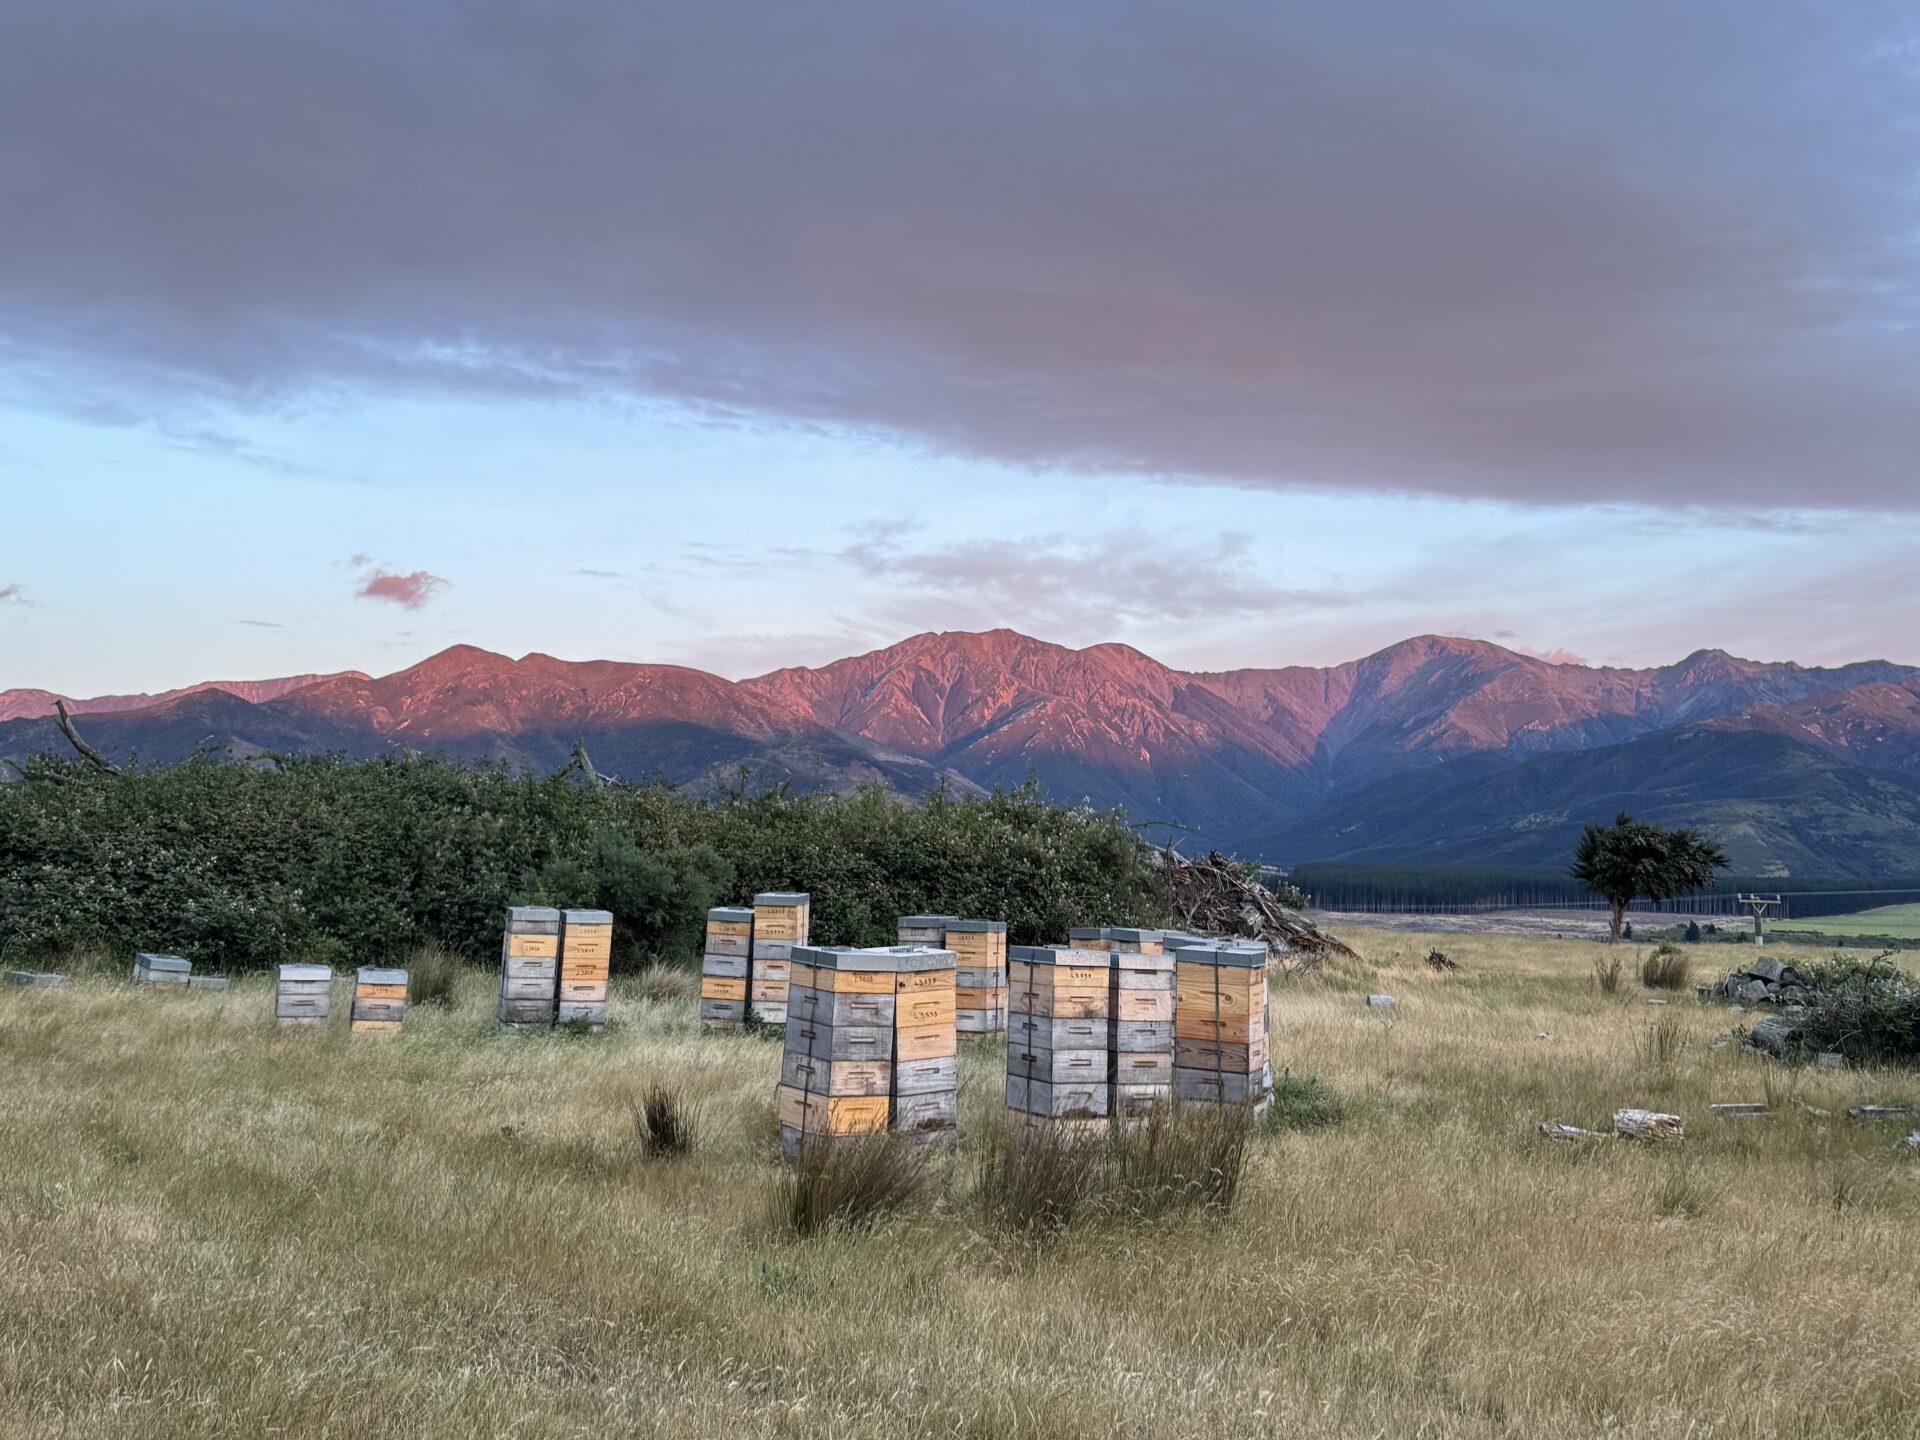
[355,567,446,610]
[0,583,26,606]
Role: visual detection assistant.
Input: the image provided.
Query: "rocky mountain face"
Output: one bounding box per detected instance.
[5,630,1915,872]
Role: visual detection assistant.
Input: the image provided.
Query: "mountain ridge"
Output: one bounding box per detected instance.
[5,630,1916,871]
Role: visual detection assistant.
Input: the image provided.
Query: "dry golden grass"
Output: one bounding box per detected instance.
[3,932,1919,1437]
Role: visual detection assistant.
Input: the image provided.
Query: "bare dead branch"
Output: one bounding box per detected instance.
[54,700,121,776]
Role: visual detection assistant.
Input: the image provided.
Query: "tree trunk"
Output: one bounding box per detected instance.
[1609,899,1627,943]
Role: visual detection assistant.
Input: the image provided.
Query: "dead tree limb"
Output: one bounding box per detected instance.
[55,701,121,776]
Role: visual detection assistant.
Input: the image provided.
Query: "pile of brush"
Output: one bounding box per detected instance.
[1157,848,1357,968]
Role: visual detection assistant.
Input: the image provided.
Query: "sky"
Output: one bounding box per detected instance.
[3,1,1918,695]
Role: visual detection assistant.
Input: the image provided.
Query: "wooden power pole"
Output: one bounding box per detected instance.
[1737,893,1782,943]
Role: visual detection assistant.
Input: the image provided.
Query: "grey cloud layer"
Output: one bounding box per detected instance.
[3,2,1916,508]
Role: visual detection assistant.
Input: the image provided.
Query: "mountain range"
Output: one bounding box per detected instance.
[6,630,1920,876]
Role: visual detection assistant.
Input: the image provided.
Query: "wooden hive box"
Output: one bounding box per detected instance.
[749,892,811,1026]
[1006,945,1112,1123]
[701,904,754,1028]
[1171,943,1273,1113]
[276,962,332,1029]
[1109,934,1175,1123]
[888,946,957,1139]
[776,945,900,1158]
[132,952,192,986]
[351,966,407,1033]
[946,919,1008,1034]
[497,905,560,1029]
[556,908,612,1031]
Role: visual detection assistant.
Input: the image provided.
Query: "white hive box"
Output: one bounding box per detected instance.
[133,952,192,985]
[276,962,332,1029]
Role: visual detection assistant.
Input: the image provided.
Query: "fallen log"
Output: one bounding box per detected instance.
[1613,1108,1685,1142]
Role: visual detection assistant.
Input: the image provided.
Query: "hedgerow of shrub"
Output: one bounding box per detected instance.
[0,754,1159,971]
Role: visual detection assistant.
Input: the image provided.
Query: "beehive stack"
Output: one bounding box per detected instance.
[749,892,810,1026]
[891,946,959,1140]
[276,962,331,1030]
[1107,928,1175,1124]
[778,946,896,1158]
[778,944,959,1156]
[132,952,191,986]
[700,905,753,1029]
[558,909,613,1030]
[350,966,407,1033]
[946,919,1008,1034]
[497,905,561,1029]
[1172,943,1272,1114]
[1006,943,1112,1132]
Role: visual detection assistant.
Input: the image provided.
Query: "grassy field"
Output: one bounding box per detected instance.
[1782,903,1920,941]
[4,933,1920,1438]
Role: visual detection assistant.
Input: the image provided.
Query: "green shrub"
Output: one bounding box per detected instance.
[1264,1070,1343,1131]
[0,756,1159,971]
[1794,953,1920,1065]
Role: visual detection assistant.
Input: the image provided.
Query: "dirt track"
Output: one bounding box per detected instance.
[1311,909,1629,940]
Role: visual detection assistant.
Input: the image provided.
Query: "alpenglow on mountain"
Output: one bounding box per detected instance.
[6,630,1919,875]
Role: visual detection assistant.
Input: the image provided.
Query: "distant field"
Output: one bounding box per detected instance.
[1785,903,1920,939]
[4,935,1920,1437]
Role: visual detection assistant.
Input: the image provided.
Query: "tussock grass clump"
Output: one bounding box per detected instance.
[406,941,463,1008]
[1639,1015,1685,1068]
[771,1132,933,1236]
[974,1116,1104,1239]
[1641,942,1692,992]
[1106,1103,1251,1219]
[1593,953,1624,995]
[632,1082,701,1159]
[635,962,695,1003]
[975,1105,1254,1237]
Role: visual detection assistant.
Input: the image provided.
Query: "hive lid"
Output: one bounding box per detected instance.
[133,952,192,971]
[707,906,754,923]
[278,963,333,982]
[795,944,955,972]
[1066,926,1109,942]
[506,905,562,926]
[1105,927,1163,945]
[897,914,957,928]
[942,918,1007,933]
[754,892,811,906]
[1171,943,1268,968]
[562,909,614,926]
[1011,945,1113,968]
[356,967,407,986]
